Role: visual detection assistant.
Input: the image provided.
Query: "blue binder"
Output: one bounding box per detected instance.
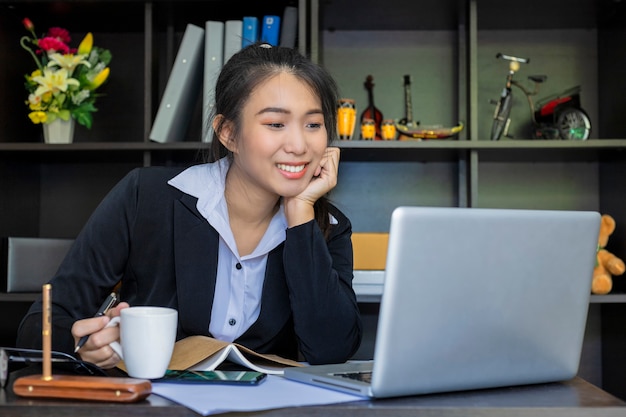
[242,16,259,47]
[260,15,281,46]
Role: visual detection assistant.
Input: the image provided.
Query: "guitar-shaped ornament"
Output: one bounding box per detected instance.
[360,75,383,140]
[395,75,421,136]
[395,74,464,139]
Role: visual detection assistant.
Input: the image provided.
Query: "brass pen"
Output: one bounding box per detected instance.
[74,292,117,353]
[42,284,52,381]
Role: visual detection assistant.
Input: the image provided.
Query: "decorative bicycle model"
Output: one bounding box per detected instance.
[490,53,591,141]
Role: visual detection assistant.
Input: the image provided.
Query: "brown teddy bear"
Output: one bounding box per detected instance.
[592,214,625,294]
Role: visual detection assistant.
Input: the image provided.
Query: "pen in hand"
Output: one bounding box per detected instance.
[74,292,118,353]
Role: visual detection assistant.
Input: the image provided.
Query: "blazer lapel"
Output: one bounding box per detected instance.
[173,194,219,336]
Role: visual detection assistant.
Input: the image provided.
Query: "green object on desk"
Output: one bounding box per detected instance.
[155,369,267,385]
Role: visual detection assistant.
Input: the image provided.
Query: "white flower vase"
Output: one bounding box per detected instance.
[43,118,75,144]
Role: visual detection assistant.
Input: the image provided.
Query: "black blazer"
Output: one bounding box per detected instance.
[16,166,362,364]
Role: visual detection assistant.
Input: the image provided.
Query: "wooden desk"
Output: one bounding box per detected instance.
[1,376,624,417]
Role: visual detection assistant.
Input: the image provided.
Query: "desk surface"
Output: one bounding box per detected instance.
[1,376,625,417]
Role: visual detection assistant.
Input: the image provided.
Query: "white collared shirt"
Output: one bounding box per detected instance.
[168,159,287,342]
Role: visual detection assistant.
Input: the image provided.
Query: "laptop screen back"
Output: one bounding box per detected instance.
[370,207,600,398]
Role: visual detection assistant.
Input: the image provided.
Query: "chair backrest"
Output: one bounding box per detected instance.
[2,237,74,292]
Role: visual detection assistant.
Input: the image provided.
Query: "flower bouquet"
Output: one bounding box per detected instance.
[20,18,112,129]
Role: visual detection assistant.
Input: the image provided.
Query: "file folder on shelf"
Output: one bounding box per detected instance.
[202,21,224,143]
[149,24,204,143]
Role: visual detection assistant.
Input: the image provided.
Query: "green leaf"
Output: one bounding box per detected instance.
[74,111,93,129]
[58,110,71,121]
[98,48,112,65]
[72,102,97,129]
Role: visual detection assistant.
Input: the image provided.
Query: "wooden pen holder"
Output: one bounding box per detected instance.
[13,374,151,403]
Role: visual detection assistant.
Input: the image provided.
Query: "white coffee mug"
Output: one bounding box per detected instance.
[107,306,178,379]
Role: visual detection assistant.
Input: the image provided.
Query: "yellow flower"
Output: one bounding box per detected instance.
[48,52,90,73]
[78,32,93,55]
[41,91,52,104]
[32,68,80,96]
[28,111,47,124]
[89,67,110,90]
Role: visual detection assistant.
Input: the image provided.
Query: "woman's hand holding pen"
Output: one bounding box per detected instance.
[284,147,340,227]
[71,302,129,368]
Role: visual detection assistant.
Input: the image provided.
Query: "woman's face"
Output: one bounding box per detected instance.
[224,72,328,200]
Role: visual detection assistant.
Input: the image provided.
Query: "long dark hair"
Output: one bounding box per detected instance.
[205,43,339,238]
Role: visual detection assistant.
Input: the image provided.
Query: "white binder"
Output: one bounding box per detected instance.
[202,21,224,143]
[150,24,205,143]
[223,20,243,64]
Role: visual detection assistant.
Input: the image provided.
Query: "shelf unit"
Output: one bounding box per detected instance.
[1,0,626,400]
[311,0,626,399]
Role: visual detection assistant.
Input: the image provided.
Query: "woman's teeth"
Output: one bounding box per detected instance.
[277,164,305,173]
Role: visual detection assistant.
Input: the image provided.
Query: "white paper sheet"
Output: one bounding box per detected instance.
[152,374,365,415]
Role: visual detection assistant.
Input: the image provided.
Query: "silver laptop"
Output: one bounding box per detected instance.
[284,206,600,398]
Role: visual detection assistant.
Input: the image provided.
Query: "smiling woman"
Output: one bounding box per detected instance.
[221,72,328,202]
[208,44,342,235]
[17,42,363,371]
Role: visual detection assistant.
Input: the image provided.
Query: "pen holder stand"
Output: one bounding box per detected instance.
[13,374,152,403]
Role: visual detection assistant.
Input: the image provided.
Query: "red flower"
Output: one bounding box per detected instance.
[38,37,70,54]
[47,27,71,44]
[22,18,34,31]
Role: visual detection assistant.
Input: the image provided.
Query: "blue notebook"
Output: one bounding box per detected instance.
[260,15,281,46]
[242,16,259,47]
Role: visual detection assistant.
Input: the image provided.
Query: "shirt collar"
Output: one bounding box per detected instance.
[168,158,288,259]
[168,158,229,215]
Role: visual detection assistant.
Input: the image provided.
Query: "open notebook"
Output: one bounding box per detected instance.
[285,206,600,398]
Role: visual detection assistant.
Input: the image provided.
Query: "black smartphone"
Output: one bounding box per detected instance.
[155,369,267,385]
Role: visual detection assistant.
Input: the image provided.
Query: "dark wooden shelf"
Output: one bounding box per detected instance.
[590,294,626,304]
[0,142,209,152]
[2,139,626,164]
[338,139,626,162]
[1,139,625,152]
